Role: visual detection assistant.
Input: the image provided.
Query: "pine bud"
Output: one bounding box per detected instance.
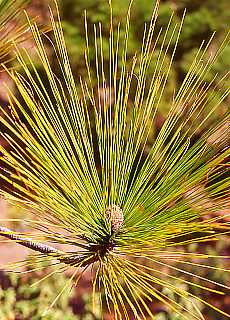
[105,204,124,232]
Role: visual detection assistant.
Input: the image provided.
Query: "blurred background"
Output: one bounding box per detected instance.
[0,0,229,319]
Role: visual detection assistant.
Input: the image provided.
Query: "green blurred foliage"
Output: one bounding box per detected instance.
[60,0,229,71]
[0,264,76,319]
[59,0,229,120]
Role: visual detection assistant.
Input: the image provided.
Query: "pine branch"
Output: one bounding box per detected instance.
[0,225,88,266]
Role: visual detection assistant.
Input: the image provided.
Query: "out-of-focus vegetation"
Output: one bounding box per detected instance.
[60,0,229,113]
[57,0,229,150]
[61,0,229,67]
[0,266,76,320]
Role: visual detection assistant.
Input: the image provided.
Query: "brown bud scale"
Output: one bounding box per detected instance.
[105,204,123,232]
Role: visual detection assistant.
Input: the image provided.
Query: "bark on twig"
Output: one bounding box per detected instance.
[0,226,86,266]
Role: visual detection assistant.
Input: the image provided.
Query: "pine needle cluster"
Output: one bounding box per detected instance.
[0,1,229,319]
